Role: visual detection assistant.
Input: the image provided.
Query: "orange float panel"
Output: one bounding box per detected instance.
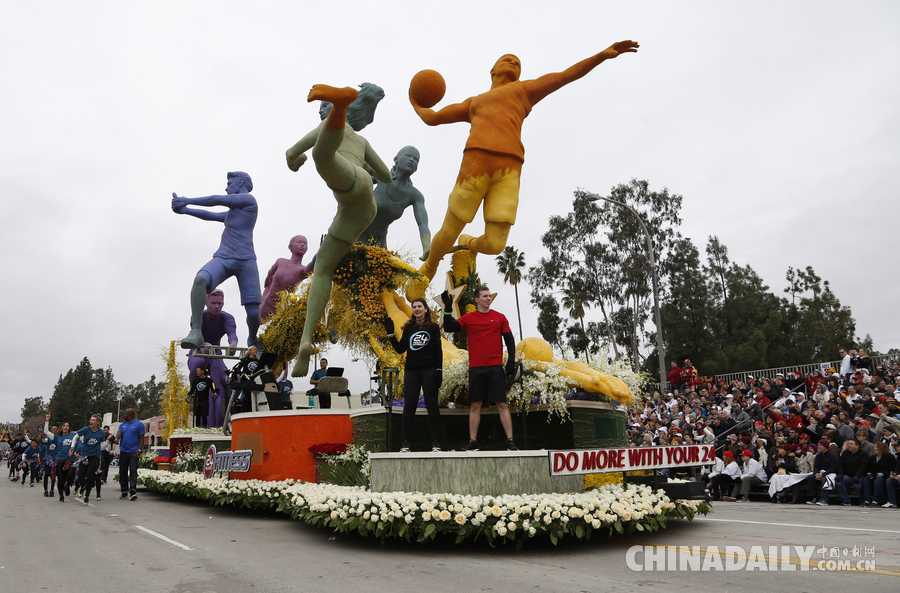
[229,410,353,482]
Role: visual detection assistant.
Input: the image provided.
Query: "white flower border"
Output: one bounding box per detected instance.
[138,469,711,546]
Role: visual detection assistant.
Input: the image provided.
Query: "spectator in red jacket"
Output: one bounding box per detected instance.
[667,361,683,394]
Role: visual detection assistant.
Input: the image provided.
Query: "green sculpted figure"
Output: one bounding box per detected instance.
[285,83,391,377]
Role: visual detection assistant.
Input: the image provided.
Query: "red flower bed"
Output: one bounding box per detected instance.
[307,443,348,455]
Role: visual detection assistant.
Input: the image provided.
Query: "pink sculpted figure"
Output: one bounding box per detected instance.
[259,235,318,321]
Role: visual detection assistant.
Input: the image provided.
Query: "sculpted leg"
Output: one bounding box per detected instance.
[308,85,359,192]
[461,221,512,256]
[245,303,261,348]
[381,290,413,332]
[182,273,210,349]
[292,233,353,378]
[413,209,467,297]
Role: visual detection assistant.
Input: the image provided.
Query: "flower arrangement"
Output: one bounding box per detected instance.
[171,445,206,474]
[160,340,190,441]
[136,469,711,547]
[505,359,574,420]
[259,280,331,366]
[315,443,371,487]
[153,456,171,465]
[259,245,423,373]
[439,350,633,418]
[332,245,417,318]
[138,450,160,469]
[138,470,296,510]
[308,443,349,456]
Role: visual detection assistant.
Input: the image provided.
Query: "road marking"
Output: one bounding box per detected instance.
[134,526,194,550]
[695,518,900,535]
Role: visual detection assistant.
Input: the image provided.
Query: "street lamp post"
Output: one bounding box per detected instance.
[116,386,124,423]
[350,357,373,404]
[585,192,667,387]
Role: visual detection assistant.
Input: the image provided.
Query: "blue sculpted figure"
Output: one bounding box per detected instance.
[172,171,261,349]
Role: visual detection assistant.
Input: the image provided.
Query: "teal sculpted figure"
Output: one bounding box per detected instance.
[357,146,431,260]
[285,83,391,377]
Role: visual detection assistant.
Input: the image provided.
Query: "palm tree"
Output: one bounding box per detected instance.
[495,246,526,341]
[561,282,591,363]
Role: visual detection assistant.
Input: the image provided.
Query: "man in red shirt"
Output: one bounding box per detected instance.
[442,285,517,451]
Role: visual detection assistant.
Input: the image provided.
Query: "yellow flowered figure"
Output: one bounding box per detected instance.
[516,337,632,404]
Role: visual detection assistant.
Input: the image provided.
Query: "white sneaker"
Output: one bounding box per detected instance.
[816,501,828,506]
[882,502,897,508]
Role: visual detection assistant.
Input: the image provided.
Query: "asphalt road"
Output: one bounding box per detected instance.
[2,476,899,593]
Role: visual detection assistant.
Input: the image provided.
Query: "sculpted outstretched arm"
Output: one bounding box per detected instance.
[285,125,320,171]
[410,192,431,259]
[305,250,317,273]
[224,314,239,347]
[524,40,638,106]
[410,96,471,126]
[263,261,280,289]
[171,193,233,221]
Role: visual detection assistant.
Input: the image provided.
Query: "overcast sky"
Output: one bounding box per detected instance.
[2,1,898,423]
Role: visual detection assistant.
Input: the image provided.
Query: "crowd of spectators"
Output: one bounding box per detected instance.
[629,350,900,506]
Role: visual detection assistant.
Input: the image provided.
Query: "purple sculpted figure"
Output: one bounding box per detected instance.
[186,289,237,428]
[259,235,318,321]
[172,171,261,349]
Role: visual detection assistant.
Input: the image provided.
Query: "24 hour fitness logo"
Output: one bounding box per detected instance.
[409,331,430,350]
[203,445,253,479]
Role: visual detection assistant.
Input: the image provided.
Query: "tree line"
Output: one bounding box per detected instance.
[524,179,890,379]
[18,356,163,429]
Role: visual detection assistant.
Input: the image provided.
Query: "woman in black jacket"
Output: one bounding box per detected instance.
[383,298,443,452]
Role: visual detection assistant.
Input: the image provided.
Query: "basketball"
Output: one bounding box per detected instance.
[409,69,446,108]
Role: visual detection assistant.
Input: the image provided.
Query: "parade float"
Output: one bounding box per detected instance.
[144,40,712,545]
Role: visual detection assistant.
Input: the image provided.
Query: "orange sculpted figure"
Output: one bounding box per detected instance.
[411,41,639,284]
